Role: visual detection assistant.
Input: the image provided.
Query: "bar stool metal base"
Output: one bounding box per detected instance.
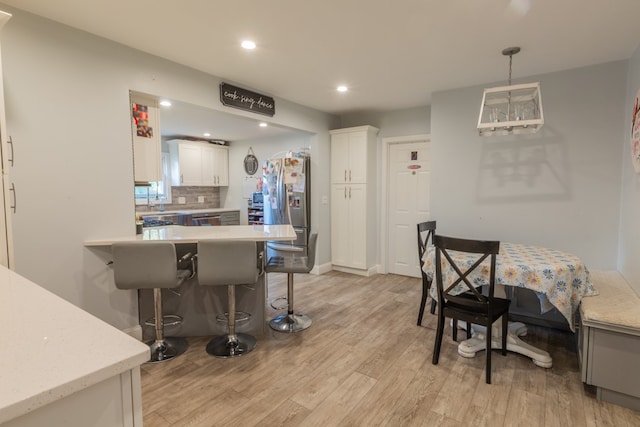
[270,313,312,333]
[146,337,188,363]
[206,333,256,358]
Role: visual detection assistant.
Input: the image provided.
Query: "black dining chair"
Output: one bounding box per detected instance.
[416,221,437,326]
[431,235,510,384]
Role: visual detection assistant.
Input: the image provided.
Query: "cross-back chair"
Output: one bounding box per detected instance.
[431,234,510,384]
[416,221,437,326]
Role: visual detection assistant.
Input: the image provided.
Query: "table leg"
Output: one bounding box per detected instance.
[436,284,552,368]
[457,322,552,368]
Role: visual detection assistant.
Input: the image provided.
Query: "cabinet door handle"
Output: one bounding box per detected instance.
[180,174,183,184]
[344,170,347,182]
[349,187,351,199]
[7,136,14,167]
[344,187,346,199]
[9,182,15,213]
[349,170,351,182]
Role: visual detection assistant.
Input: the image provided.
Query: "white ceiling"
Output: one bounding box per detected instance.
[3,0,640,136]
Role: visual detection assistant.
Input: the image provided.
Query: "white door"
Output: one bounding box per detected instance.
[388,141,430,277]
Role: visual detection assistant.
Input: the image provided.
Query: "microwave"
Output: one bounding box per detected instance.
[252,192,263,206]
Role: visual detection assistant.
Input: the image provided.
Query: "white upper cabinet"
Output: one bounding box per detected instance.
[169,140,229,187]
[330,126,378,184]
[130,93,161,183]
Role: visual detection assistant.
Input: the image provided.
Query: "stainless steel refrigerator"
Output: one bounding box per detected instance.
[262,152,310,255]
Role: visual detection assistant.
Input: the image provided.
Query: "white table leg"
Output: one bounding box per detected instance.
[453,283,553,368]
[456,322,552,368]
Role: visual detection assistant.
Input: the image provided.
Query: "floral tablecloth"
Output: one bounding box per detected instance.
[424,242,597,331]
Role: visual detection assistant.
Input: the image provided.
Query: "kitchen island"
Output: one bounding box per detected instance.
[0,265,149,426]
[84,224,296,338]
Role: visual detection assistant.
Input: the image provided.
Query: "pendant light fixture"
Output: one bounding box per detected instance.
[477,47,544,136]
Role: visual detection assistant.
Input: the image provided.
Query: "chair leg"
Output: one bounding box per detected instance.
[417,278,429,326]
[432,311,445,365]
[269,273,312,333]
[485,323,492,384]
[501,315,508,356]
[146,288,188,363]
[206,285,256,358]
[452,319,458,342]
[429,298,437,315]
[466,322,472,340]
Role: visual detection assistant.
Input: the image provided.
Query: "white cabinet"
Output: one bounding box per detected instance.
[330,128,372,184]
[0,11,13,268]
[331,183,368,269]
[130,92,161,183]
[330,126,378,275]
[169,140,228,187]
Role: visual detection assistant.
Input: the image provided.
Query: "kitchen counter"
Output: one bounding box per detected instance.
[0,265,149,425]
[84,224,296,246]
[84,224,297,339]
[136,207,240,217]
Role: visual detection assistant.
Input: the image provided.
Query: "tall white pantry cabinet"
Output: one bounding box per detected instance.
[330,125,379,276]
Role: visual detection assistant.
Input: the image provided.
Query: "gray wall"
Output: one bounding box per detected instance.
[620,44,640,293]
[0,5,337,330]
[340,105,431,138]
[430,61,627,269]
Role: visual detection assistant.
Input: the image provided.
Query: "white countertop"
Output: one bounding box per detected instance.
[84,224,296,246]
[136,207,240,217]
[0,266,149,424]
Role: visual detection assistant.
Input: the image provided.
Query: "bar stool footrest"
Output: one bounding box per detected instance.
[144,314,183,328]
[270,296,288,311]
[215,311,251,324]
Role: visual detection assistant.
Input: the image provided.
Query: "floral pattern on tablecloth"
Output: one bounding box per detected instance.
[424,242,597,331]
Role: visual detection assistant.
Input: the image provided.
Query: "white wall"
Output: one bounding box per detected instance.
[619,44,640,293]
[0,6,337,330]
[430,61,627,269]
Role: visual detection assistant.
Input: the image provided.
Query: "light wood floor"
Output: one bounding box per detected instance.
[141,271,640,426]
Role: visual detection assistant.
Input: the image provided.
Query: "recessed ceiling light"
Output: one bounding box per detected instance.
[259,122,268,127]
[203,133,211,137]
[337,85,348,92]
[159,100,172,107]
[241,40,256,50]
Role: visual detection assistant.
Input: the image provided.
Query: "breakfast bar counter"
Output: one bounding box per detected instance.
[84,224,296,246]
[84,224,297,339]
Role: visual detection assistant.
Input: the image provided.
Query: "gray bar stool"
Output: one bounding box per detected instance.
[266,232,317,333]
[197,240,263,358]
[112,242,191,363]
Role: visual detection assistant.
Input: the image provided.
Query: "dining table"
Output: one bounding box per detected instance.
[423,242,598,368]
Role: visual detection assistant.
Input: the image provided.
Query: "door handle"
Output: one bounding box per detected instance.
[9,182,15,213]
[180,174,184,184]
[7,136,13,167]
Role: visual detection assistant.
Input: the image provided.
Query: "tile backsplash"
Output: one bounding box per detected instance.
[139,186,220,212]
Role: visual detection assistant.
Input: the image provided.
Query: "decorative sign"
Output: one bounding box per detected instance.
[631,89,640,174]
[220,82,275,117]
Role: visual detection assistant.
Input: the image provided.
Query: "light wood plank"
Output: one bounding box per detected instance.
[139,271,640,426]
